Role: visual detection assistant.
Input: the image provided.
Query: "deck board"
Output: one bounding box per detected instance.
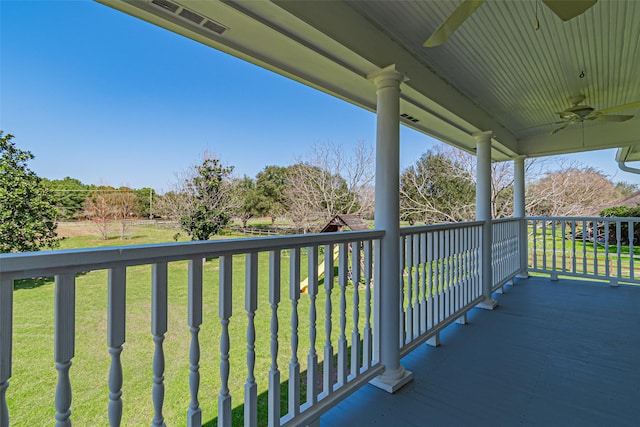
[320,277,640,426]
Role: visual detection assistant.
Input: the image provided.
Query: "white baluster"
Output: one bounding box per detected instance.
[363,240,373,369]
[561,221,567,272]
[307,246,319,405]
[1,276,14,426]
[630,221,635,280]
[54,274,75,427]
[437,230,444,324]
[405,235,413,343]
[350,241,361,378]
[616,221,622,279]
[218,256,233,427]
[412,234,420,339]
[604,221,610,277]
[426,231,434,331]
[372,240,381,364]
[337,243,348,386]
[187,259,202,427]
[476,225,482,297]
[399,237,406,346]
[268,250,281,427]
[463,227,470,306]
[322,244,335,395]
[444,229,451,317]
[288,248,301,417]
[108,268,126,427]
[419,233,427,334]
[452,228,459,311]
[151,263,167,427]
[468,227,474,298]
[245,253,258,426]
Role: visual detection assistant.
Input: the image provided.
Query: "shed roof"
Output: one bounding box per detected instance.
[320,215,368,233]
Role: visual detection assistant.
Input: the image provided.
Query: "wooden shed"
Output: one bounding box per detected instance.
[320,214,369,233]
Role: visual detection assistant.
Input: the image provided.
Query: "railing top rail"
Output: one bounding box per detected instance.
[526,216,640,222]
[491,217,521,224]
[400,220,483,236]
[0,229,384,280]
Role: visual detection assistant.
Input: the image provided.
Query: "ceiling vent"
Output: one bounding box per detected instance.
[149,0,227,35]
[401,113,420,123]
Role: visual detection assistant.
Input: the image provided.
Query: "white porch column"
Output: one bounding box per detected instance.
[514,156,529,279]
[367,65,413,393]
[475,131,497,310]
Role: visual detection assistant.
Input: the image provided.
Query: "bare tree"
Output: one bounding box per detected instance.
[113,189,137,239]
[154,190,189,221]
[443,146,547,218]
[285,140,374,231]
[526,159,618,216]
[84,191,114,240]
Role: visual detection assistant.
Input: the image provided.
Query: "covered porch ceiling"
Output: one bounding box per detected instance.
[98,0,640,163]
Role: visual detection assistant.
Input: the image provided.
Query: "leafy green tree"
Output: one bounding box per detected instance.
[45,176,90,220]
[0,131,59,252]
[256,165,288,224]
[232,176,262,227]
[134,187,156,218]
[599,206,640,244]
[400,150,476,224]
[180,156,234,240]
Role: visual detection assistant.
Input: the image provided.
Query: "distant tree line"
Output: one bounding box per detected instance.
[399,146,639,225]
[3,129,640,251]
[156,141,375,240]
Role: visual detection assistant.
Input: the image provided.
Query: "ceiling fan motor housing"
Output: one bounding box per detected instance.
[561,105,595,119]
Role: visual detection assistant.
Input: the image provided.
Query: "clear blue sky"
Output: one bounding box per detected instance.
[2,0,639,192]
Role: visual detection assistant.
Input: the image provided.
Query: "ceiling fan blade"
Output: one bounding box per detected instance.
[542,0,597,21]
[590,114,634,122]
[595,100,640,115]
[549,120,575,135]
[423,0,484,47]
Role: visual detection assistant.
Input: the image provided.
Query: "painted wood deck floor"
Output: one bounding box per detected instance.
[320,277,640,427]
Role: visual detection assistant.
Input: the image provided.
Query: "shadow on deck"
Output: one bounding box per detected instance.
[321,276,640,426]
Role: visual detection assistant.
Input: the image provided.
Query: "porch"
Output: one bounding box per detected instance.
[2,217,640,426]
[322,275,640,427]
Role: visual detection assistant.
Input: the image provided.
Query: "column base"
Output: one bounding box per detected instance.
[369,367,413,393]
[516,272,529,279]
[476,297,497,310]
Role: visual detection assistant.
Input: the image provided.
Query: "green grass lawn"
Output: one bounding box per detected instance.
[528,225,640,280]
[9,224,365,426]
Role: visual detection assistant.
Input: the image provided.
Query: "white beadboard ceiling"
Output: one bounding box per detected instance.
[100,0,640,162]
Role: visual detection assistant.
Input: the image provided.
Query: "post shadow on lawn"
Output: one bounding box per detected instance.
[204,340,364,427]
[13,271,92,290]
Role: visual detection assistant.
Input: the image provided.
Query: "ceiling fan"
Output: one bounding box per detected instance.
[549,95,640,135]
[423,0,597,47]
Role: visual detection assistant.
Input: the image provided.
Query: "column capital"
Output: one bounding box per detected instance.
[472,130,493,144]
[367,65,408,89]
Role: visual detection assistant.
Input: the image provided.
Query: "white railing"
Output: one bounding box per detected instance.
[528,216,640,285]
[491,218,522,291]
[398,222,484,355]
[0,230,383,427]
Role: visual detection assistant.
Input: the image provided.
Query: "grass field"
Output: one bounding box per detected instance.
[9,221,363,426]
[529,225,640,280]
